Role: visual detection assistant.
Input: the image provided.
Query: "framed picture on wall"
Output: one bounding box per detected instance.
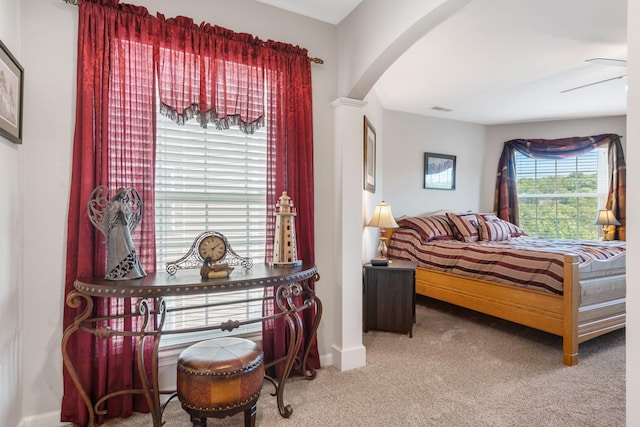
[424,152,456,190]
[363,116,376,193]
[0,39,23,144]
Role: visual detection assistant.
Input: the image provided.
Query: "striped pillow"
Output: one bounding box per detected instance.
[446,212,480,242]
[479,219,511,241]
[478,213,526,237]
[397,215,455,242]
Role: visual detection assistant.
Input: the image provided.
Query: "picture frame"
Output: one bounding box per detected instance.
[424,152,456,190]
[0,39,24,144]
[363,116,376,193]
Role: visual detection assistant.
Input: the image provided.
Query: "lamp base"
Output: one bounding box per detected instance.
[370,258,389,266]
[376,234,389,259]
[601,225,614,241]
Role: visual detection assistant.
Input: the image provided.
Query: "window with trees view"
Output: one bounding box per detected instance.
[515,147,608,240]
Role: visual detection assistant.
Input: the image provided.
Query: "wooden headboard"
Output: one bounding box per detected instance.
[384,228,398,242]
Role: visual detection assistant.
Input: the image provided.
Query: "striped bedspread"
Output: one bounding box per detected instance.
[387,229,626,295]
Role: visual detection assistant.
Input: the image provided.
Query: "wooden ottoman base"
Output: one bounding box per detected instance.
[177,337,264,427]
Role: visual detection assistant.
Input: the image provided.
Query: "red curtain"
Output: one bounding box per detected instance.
[262,40,319,378]
[62,1,157,425]
[606,139,626,240]
[63,0,319,424]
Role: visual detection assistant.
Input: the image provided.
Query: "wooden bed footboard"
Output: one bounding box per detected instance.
[412,253,625,366]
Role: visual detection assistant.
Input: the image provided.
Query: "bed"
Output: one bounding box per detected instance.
[386,212,626,366]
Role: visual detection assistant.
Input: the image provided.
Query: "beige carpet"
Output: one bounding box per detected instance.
[104,296,625,426]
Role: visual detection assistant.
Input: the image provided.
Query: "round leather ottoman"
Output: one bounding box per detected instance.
[177,337,264,427]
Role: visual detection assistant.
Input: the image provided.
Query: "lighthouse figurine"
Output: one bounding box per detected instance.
[271,191,303,267]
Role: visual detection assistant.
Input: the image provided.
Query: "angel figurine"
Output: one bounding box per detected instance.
[88,186,146,280]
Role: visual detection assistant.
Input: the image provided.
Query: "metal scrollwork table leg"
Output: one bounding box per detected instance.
[263,275,322,417]
[61,291,165,427]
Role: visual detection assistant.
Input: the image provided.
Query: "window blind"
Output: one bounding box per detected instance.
[155,112,267,348]
[515,147,608,240]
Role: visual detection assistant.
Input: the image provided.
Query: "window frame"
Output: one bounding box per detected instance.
[514,147,608,240]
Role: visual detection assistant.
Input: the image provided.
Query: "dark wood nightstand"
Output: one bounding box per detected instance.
[363,260,417,337]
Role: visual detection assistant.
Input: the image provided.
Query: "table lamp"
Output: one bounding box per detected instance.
[367,201,399,265]
[594,209,621,241]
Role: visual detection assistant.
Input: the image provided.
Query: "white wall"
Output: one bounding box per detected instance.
[0,0,23,426]
[482,116,627,212]
[20,3,78,422]
[333,0,478,375]
[382,111,627,218]
[626,0,639,424]
[382,109,486,217]
[362,91,386,262]
[337,0,472,98]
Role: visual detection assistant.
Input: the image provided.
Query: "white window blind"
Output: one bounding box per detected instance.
[515,147,608,240]
[155,112,267,348]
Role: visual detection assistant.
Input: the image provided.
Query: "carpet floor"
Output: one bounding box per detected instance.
[104,296,625,426]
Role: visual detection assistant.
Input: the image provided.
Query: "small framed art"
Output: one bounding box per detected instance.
[0,39,23,144]
[424,152,456,190]
[363,116,376,193]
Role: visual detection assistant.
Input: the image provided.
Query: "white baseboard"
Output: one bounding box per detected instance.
[18,411,71,427]
[331,343,366,371]
[319,352,332,368]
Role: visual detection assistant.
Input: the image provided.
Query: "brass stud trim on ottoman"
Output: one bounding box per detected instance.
[177,337,265,427]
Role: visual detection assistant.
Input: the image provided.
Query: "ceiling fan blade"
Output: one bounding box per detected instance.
[586,58,627,67]
[561,74,627,93]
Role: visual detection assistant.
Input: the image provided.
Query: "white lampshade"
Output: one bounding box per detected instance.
[367,201,399,229]
[594,209,621,226]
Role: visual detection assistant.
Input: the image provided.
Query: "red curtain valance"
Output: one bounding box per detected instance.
[501,133,617,160]
[156,15,267,132]
[80,0,311,134]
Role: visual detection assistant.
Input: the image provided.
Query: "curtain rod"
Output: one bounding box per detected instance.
[62,0,324,64]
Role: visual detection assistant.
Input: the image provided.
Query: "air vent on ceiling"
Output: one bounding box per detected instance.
[431,106,453,112]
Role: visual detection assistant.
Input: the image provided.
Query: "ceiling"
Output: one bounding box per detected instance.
[256,0,363,26]
[261,0,628,125]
